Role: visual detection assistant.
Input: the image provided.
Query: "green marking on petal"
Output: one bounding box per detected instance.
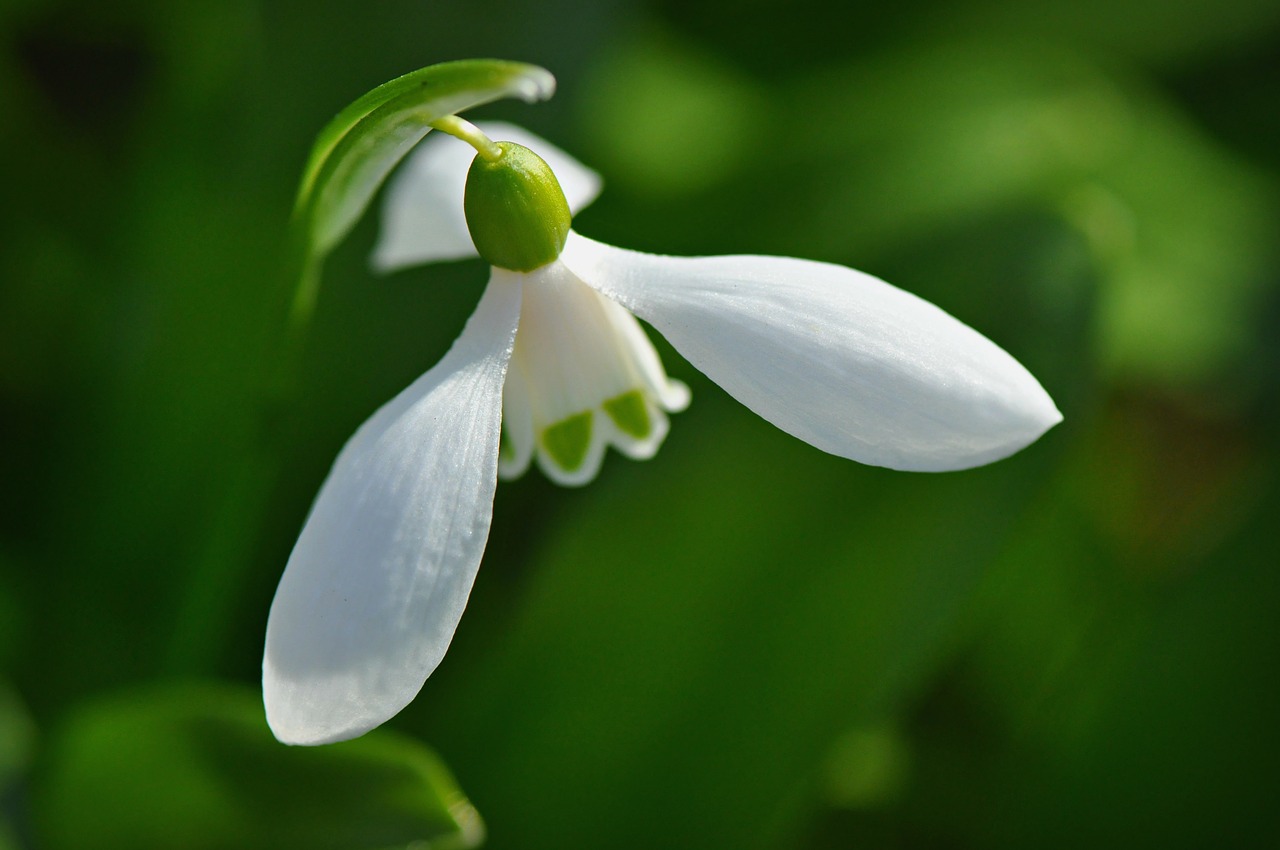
[541,412,593,472]
[603,390,652,440]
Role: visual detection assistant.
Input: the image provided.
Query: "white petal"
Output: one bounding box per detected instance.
[263,275,522,745]
[372,122,602,272]
[598,293,691,413]
[497,354,534,480]
[561,233,1061,472]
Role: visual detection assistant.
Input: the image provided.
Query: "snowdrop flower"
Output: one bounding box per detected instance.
[264,118,1061,746]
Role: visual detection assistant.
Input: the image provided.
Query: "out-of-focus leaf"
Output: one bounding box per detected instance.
[821,723,912,810]
[779,43,1134,254]
[1074,98,1275,389]
[0,681,33,850]
[576,30,768,197]
[648,0,1280,74]
[900,448,1280,849]
[290,59,555,325]
[941,0,1280,67]
[0,682,34,787]
[34,684,482,850]
[780,42,1275,390]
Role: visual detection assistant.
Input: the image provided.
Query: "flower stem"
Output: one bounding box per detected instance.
[430,115,503,161]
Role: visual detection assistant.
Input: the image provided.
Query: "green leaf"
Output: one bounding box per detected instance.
[0,683,34,787]
[290,59,555,326]
[35,684,483,850]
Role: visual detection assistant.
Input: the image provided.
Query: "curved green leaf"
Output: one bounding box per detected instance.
[290,59,555,325]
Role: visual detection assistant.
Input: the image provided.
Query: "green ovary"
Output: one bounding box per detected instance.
[540,411,594,471]
[603,389,652,439]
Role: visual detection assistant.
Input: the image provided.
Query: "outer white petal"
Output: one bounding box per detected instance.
[263,275,522,745]
[560,233,1061,472]
[372,121,602,272]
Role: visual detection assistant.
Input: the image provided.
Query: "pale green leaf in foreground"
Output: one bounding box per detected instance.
[35,684,483,850]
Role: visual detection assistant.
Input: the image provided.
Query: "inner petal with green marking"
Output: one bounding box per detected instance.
[492,261,690,487]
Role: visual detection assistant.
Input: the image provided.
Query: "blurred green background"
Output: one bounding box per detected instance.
[3,0,1279,847]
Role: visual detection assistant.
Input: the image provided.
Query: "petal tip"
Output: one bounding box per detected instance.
[1015,378,1065,441]
[262,681,361,747]
[368,242,403,274]
[661,378,692,413]
[516,69,556,103]
[266,716,368,747]
[263,658,415,747]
